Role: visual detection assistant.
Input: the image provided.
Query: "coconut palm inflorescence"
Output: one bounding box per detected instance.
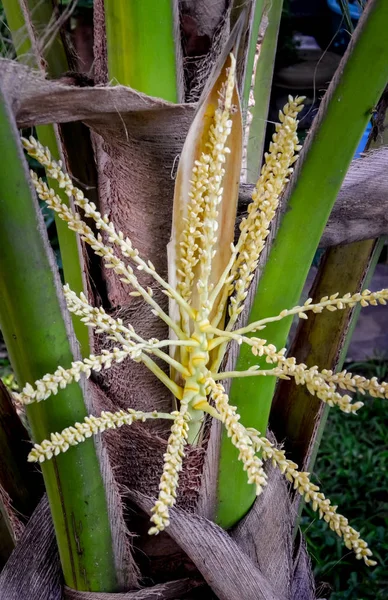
[17,55,388,566]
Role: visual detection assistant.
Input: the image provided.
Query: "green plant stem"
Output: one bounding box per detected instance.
[0,86,118,592]
[216,0,388,528]
[241,0,265,107]
[35,125,91,356]
[246,0,284,182]
[104,0,179,101]
[2,0,90,356]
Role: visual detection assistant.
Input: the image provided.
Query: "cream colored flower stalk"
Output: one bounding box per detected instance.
[25,163,189,341]
[64,285,193,393]
[320,368,388,399]
[28,409,175,463]
[227,97,304,323]
[170,55,237,348]
[246,428,376,567]
[230,289,388,337]
[22,138,194,324]
[214,362,364,414]
[149,403,190,534]
[206,380,375,566]
[209,96,304,333]
[207,380,267,495]
[16,348,131,405]
[196,56,235,318]
[21,85,388,559]
[210,334,368,413]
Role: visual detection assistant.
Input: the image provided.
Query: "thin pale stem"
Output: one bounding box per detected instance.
[15,338,190,406]
[213,369,281,380]
[23,137,195,322]
[29,173,186,339]
[29,409,177,463]
[64,287,195,378]
[233,289,388,336]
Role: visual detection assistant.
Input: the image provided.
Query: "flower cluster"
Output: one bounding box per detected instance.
[208,96,305,334]
[19,56,388,566]
[227,96,304,326]
[247,429,376,566]
[207,381,267,495]
[149,405,190,534]
[28,409,174,463]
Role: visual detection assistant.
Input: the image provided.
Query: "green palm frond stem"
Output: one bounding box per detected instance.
[0,87,118,592]
[2,0,90,356]
[245,0,284,182]
[104,0,180,101]
[216,0,388,528]
[241,0,265,106]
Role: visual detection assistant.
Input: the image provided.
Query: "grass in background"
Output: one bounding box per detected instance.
[303,357,388,599]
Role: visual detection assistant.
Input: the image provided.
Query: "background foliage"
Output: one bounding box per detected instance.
[303,358,388,599]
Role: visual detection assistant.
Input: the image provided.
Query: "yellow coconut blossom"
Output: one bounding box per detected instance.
[18,59,388,564]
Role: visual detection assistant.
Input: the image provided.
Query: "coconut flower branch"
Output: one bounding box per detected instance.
[16,58,387,566]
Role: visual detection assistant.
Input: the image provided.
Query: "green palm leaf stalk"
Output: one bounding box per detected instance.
[0,86,118,592]
[104,0,181,101]
[216,0,388,528]
[245,0,284,182]
[2,0,90,356]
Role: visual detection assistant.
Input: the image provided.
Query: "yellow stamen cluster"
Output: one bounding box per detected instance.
[149,406,190,534]
[28,409,174,463]
[207,380,267,495]
[247,429,376,567]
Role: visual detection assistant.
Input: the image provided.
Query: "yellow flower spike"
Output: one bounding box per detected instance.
[149,406,190,534]
[210,96,305,337]
[246,428,376,567]
[207,380,268,496]
[28,409,176,464]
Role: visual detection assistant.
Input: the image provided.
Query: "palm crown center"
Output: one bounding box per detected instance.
[16,55,388,565]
